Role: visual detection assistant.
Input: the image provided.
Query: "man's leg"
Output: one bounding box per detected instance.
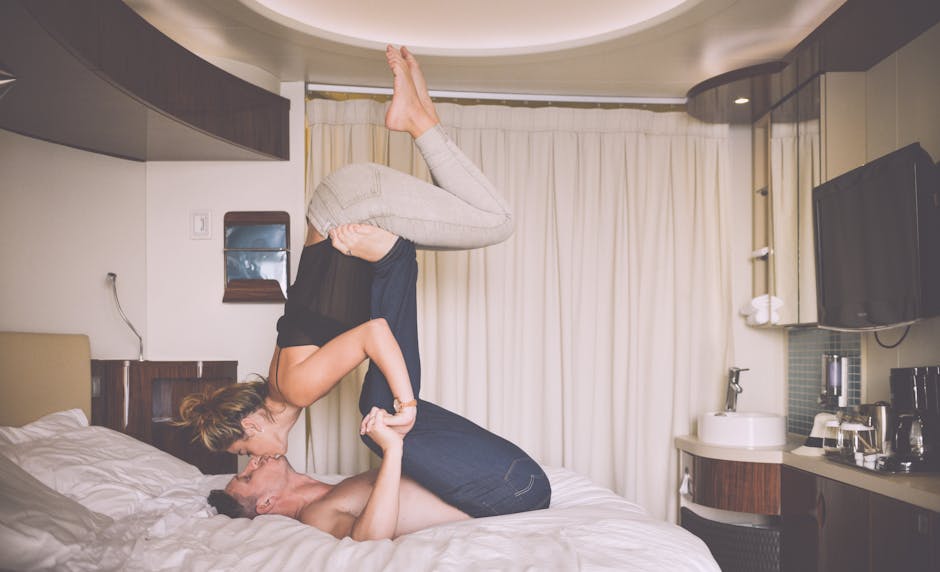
[345,231,550,517]
[400,401,552,518]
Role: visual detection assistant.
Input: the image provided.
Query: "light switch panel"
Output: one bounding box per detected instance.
[190,210,211,240]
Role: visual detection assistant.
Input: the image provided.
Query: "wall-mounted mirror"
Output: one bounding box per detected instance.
[758,76,821,326]
[752,115,770,301]
[769,89,800,324]
[795,76,821,325]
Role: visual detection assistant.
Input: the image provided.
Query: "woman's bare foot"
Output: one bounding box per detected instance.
[385,45,437,138]
[330,224,398,262]
[400,46,440,125]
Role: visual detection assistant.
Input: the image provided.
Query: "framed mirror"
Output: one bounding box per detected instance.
[222,211,290,302]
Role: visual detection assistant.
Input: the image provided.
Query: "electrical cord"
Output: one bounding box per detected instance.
[874,325,911,349]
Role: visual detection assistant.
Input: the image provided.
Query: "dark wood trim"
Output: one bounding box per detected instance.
[223,279,287,303]
[90,359,126,431]
[687,0,940,123]
[90,359,238,474]
[686,62,788,100]
[0,0,289,161]
[685,62,787,124]
[692,456,781,515]
[223,211,291,226]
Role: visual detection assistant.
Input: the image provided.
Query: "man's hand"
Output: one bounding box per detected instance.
[360,407,405,452]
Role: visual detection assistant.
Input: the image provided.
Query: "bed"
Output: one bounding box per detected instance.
[0,332,720,571]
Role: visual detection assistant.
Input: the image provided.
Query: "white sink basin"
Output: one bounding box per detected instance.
[698,411,786,448]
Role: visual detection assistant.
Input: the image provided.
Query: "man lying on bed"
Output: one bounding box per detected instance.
[208,232,550,540]
[212,406,470,540]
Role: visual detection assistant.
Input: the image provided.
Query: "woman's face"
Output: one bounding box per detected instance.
[225,410,287,457]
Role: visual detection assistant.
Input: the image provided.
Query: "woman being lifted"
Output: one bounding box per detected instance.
[177,45,513,458]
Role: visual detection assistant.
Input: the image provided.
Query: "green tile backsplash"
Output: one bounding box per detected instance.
[787,327,862,435]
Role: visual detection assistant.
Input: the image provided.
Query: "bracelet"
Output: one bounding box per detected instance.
[394,398,417,413]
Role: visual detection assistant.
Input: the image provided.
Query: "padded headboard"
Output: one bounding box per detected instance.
[0,332,91,426]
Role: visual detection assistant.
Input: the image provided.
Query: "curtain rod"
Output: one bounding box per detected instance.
[305,83,687,106]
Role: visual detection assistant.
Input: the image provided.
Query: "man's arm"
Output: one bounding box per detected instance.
[350,408,404,541]
[298,408,405,541]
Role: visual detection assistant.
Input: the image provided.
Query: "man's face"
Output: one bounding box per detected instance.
[224,454,292,507]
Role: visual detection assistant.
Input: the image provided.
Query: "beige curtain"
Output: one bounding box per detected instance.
[305,98,733,522]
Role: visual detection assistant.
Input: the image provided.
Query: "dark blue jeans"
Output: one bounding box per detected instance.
[358,239,551,518]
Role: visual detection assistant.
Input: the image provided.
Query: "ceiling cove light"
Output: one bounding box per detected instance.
[240,0,700,56]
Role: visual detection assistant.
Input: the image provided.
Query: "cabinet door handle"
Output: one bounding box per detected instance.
[816,492,826,527]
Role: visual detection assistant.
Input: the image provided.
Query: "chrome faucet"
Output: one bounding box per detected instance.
[724,367,749,412]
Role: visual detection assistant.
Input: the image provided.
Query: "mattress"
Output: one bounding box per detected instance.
[0,409,719,571]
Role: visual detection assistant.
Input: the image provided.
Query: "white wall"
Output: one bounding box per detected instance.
[861,22,940,402]
[144,81,308,465]
[0,130,147,359]
[0,82,308,468]
[144,83,305,376]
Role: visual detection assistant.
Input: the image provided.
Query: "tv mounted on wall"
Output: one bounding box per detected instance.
[813,142,940,331]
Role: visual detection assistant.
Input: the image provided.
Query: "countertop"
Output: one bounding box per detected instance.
[676,434,940,513]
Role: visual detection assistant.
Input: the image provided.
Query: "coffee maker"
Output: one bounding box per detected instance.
[887,366,940,472]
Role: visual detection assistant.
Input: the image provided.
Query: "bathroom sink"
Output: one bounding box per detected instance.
[698,412,786,448]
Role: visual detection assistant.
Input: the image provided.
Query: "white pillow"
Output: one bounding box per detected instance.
[0,452,111,570]
[0,408,88,445]
[0,414,205,519]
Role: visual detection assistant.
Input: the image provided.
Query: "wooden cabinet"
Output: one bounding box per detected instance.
[0,0,289,161]
[91,360,238,475]
[870,494,939,571]
[780,465,818,571]
[816,474,869,572]
[679,453,782,571]
[691,455,781,515]
[781,465,939,572]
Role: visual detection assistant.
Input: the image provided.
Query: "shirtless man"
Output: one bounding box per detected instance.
[215,406,469,540]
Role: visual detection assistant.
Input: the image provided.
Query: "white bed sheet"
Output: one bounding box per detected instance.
[0,410,719,571]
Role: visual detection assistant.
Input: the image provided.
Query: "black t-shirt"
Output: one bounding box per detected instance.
[276,240,373,348]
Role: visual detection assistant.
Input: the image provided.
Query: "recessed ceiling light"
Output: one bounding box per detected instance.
[734,97,750,105]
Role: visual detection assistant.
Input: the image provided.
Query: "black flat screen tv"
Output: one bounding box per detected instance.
[813,142,940,331]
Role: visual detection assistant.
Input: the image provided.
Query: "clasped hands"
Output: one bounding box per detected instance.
[360,405,415,451]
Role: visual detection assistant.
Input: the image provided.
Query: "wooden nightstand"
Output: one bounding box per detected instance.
[91,359,238,474]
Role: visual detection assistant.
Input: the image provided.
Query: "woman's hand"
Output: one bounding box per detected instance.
[383,405,416,437]
[360,407,405,453]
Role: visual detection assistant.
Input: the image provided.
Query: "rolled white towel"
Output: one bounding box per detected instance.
[746,309,781,326]
[739,294,784,316]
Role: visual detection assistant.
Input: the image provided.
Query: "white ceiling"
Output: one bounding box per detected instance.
[125,0,846,101]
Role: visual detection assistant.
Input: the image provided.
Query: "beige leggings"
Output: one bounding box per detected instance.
[307,125,513,250]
